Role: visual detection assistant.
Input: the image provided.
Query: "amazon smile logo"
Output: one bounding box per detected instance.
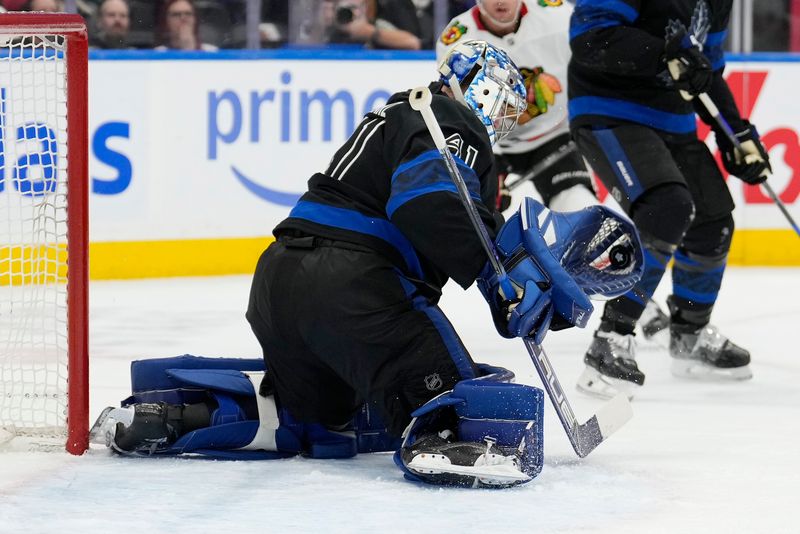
[230,166,302,206]
[206,75,391,206]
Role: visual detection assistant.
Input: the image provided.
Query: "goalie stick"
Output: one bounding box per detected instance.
[408,86,632,458]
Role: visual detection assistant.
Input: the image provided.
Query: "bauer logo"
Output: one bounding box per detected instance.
[205,70,391,206]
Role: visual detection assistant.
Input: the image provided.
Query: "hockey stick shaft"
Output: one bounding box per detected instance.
[697,93,800,238]
[504,141,578,192]
[408,87,515,301]
[409,87,631,457]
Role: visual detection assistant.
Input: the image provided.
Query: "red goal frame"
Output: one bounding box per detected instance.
[0,13,89,454]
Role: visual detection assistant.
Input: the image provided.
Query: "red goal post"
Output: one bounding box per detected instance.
[0,13,88,454]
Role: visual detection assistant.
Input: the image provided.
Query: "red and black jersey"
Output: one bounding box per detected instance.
[274,82,502,291]
[568,0,745,139]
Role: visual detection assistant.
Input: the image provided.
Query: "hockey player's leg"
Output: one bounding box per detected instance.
[638,298,671,344]
[396,367,544,488]
[502,134,596,213]
[548,182,598,212]
[667,142,752,380]
[572,125,697,399]
[668,217,752,380]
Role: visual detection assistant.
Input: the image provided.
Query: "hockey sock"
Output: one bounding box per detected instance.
[669,249,728,327]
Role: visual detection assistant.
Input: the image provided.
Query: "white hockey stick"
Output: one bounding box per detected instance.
[408,86,632,458]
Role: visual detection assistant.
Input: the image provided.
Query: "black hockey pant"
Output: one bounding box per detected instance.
[246,235,478,437]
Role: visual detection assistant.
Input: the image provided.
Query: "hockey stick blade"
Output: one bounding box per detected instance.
[524,338,633,457]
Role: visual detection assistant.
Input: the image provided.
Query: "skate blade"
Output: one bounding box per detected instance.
[576,366,641,401]
[88,406,135,446]
[670,360,753,381]
[407,453,530,485]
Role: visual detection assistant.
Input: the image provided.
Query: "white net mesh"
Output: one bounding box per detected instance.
[0,32,70,444]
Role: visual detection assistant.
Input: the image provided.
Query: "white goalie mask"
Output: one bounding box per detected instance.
[438,40,527,146]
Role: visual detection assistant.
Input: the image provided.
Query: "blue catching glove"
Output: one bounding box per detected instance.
[477,198,595,343]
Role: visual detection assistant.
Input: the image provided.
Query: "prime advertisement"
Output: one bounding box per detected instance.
[30,52,800,277]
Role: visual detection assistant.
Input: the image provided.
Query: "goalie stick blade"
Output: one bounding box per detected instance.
[573,393,633,458]
[523,338,633,458]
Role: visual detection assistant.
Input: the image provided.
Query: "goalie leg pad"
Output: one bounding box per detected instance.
[395,371,544,488]
[100,355,361,459]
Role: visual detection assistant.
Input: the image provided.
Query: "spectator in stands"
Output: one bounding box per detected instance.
[154,0,218,51]
[26,0,63,11]
[90,0,131,49]
[326,0,421,50]
[1,0,27,10]
[260,0,288,47]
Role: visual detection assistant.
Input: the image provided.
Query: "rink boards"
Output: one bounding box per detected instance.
[15,49,800,279]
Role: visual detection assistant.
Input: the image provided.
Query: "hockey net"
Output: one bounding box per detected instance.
[0,14,88,454]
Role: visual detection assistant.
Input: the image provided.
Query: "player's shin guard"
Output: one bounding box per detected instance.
[395,369,544,488]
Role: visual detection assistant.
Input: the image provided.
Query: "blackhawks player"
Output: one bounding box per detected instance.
[436,0,598,214]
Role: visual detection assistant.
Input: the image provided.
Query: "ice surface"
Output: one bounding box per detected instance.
[0,268,798,533]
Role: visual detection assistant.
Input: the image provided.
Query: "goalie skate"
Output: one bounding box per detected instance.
[576,331,644,400]
[89,403,179,455]
[670,323,753,381]
[402,432,530,488]
[89,406,135,449]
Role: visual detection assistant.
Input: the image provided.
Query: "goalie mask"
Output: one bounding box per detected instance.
[438,40,527,145]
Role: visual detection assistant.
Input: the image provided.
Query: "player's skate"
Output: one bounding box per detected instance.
[669,323,753,380]
[401,430,531,488]
[577,330,645,400]
[89,403,180,455]
[639,298,670,346]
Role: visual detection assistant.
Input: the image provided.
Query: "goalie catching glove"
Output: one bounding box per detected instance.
[478,198,644,342]
[477,198,590,342]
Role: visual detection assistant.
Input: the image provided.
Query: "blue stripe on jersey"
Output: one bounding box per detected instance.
[591,128,644,202]
[569,96,697,134]
[395,273,477,380]
[706,30,727,47]
[570,0,638,40]
[288,200,424,279]
[387,150,481,218]
[706,46,725,71]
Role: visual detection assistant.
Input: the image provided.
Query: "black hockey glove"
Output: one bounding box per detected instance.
[664,30,713,99]
[716,120,771,185]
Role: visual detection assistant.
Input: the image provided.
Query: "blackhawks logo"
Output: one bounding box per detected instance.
[538,0,563,6]
[518,66,563,125]
[440,21,467,45]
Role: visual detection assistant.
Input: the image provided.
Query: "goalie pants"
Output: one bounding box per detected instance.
[246,235,478,437]
[572,124,736,328]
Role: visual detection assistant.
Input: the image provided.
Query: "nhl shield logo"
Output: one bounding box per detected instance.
[424,373,443,391]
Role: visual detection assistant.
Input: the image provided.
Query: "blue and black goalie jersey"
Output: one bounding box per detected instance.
[274,82,502,292]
